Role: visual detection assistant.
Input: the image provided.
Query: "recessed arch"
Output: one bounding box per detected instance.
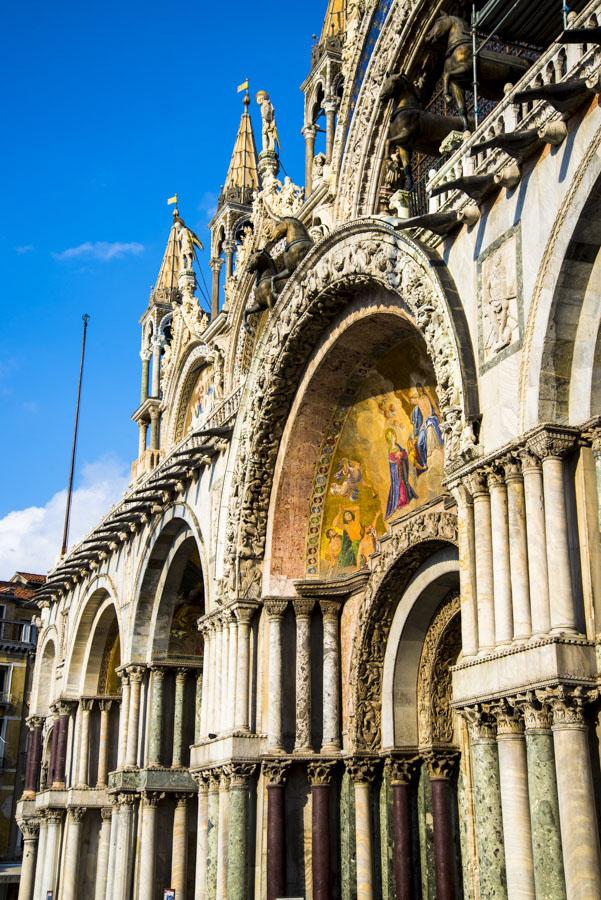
[64,586,122,696]
[34,637,56,716]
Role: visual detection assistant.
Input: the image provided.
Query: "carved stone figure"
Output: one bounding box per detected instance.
[381,74,468,190]
[425,14,530,129]
[256,91,280,154]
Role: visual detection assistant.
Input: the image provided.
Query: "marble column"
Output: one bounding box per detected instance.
[172,794,191,900]
[520,450,551,635]
[52,701,72,788]
[489,466,513,644]
[48,707,59,787]
[210,257,223,321]
[94,807,113,900]
[138,794,160,900]
[97,699,112,787]
[263,760,291,900]
[346,757,378,900]
[234,605,256,732]
[147,667,165,767]
[17,820,39,900]
[303,123,317,196]
[529,431,578,634]
[76,699,93,787]
[213,623,224,736]
[504,456,532,639]
[23,718,43,798]
[467,473,495,650]
[453,485,478,656]
[466,710,508,899]
[149,407,160,451]
[549,688,601,898]
[386,756,420,900]
[308,760,338,900]
[221,623,230,733]
[126,666,144,767]
[321,600,342,752]
[33,815,47,900]
[199,626,212,738]
[520,699,566,899]
[293,599,314,753]
[140,348,151,403]
[42,811,62,897]
[105,800,120,900]
[216,771,230,900]
[226,764,256,900]
[495,707,535,899]
[62,807,86,900]
[265,600,287,752]
[323,99,337,163]
[173,668,188,767]
[591,430,601,535]
[207,771,220,900]
[194,774,209,900]
[118,674,130,768]
[151,339,161,397]
[227,614,238,731]
[224,240,235,281]
[424,752,459,900]
[113,794,136,900]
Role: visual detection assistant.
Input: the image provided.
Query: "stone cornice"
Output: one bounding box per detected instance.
[293,570,370,599]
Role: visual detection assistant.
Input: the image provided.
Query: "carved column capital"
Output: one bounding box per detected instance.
[57,700,75,717]
[45,811,63,825]
[28,715,44,730]
[224,762,257,788]
[192,771,210,793]
[465,470,489,497]
[515,693,552,731]
[80,698,95,712]
[150,665,167,680]
[307,759,338,786]
[320,599,342,621]
[98,698,113,713]
[117,792,137,807]
[175,793,194,807]
[537,685,597,729]
[175,667,190,681]
[18,819,40,840]
[527,428,578,461]
[460,705,497,741]
[502,453,523,482]
[385,754,421,785]
[344,756,379,784]
[262,758,292,785]
[207,768,222,791]
[234,602,258,625]
[486,463,506,489]
[490,701,524,737]
[142,791,164,807]
[126,665,145,683]
[422,750,459,780]
[264,599,288,620]
[292,598,315,619]
[68,806,87,823]
[100,807,114,821]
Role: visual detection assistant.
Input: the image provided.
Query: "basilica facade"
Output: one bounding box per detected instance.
[16,0,601,898]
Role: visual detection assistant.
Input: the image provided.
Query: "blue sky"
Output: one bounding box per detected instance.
[0,0,326,574]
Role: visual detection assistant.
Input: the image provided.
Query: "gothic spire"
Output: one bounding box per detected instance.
[151,209,182,304]
[222,91,260,205]
[320,0,345,44]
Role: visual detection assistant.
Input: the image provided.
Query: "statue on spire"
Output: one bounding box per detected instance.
[174,215,203,272]
[256,91,280,154]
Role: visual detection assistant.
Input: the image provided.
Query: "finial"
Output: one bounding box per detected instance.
[167,193,179,219]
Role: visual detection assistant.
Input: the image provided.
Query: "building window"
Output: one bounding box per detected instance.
[0,666,12,703]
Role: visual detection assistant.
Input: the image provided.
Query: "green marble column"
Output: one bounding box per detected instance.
[417,765,436,900]
[379,773,392,900]
[226,764,255,900]
[469,717,508,900]
[340,769,357,900]
[207,773,220,900]
[147,667,164,767]
[523,704,566,899]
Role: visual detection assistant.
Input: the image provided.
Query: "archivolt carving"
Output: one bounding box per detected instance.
[417,591,461,747]
[350,509,457,751]
[222,222,471,601]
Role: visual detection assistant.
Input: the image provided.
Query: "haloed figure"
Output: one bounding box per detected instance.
[385,428,417,519]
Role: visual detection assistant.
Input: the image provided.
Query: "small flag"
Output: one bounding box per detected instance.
[237,79,249,93]
[167,194,178,205]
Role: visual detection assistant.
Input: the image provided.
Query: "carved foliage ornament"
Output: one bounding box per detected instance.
[417,592,461,748]
[222,226,468,602]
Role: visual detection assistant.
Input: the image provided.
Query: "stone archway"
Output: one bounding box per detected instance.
[223,222,476,601]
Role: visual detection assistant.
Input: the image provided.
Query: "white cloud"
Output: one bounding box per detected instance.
[15,244,34,254]
[53,241,145,262]
[0,456,130,580]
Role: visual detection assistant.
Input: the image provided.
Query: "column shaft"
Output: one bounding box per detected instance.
[489,473,513,644]
[391,782,414,900]
[113,798,135,900]
[53,710,70,788]
[97,702,110,787]
[48,712,59,786]
[497,724,535,899]
[172,669,187,767]
[77,702,92,787]
[118,678,130,768]
[172,796,189,900]
[151,340,161,396]
[42,814,62,898]
[195,781,209,900]
[126,668,143,767]
[312,784,332,900]
[542,456,577,632]
[455,489,478,655]
[267,784,286,900]
[304,125,317,196]
[321,601,341,752]
[430,778,457,900]
[138,797,158,900]
[227,618,238,731]
[200,630,212,737]
[325,104,336,163]
[17,831,38,900]
[94,809,112,900]
[294,600,314,753]
[207,780,220,900]
[148,668,164,766]
[216,775,229,900]
[470,724,508,899]
[506,466,532,639]
[32,819,47,900]
[220,626,230,734]
[266,602,286,751]
[471,482,496,649]
[354,782,374,900]
[234,609,253,732]
[62,809,85,900]
[522,456,550,634]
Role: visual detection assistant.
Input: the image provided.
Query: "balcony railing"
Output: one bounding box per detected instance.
[424,2,601,236]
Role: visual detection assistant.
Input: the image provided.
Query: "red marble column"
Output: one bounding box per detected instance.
[308,761,338,900]
[23,719,43,796]
[48,709,60,787]
[263,760,291,900]
[387,756,420,900]
[425,752,459,900]
[52,703,72,788]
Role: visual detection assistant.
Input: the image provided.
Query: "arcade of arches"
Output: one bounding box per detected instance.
[16,1,601,899]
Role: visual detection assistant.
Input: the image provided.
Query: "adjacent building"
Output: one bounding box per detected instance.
[15,0,601,898]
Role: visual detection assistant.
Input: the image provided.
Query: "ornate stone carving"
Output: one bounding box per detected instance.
[385,755,421,785]
[101,807,114,821]
[537,685,597,728]
[527,428,579,461]
[68,807,87,822]
[460,705,497,742]
[263,599,288,620]
[417,593,461,747]
[292,598,314,618]
[224,763,257,788]
[422,750,459,781]
[307,760,338,786]
[344,756,379,784]
[18,819,40,840]
[262,759,292,785]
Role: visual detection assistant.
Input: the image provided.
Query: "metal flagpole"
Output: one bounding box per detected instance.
[61,313,90,558]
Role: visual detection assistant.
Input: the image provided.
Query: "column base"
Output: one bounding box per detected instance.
[21,791,36,801]
[293,746,314,755]
[320,743,341,754]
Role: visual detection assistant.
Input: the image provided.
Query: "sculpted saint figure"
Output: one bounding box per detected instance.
[256,91,280,153]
